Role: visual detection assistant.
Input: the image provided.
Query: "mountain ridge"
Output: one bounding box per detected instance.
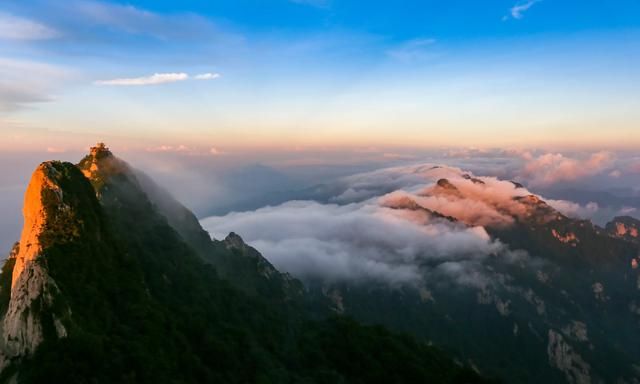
[0,144,487,383]
[77,143,304,301]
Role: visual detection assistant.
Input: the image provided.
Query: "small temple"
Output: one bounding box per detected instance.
[89,142,112,158]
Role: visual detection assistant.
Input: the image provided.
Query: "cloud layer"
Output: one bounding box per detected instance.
[203,199,504,285]
[0,12,59,40]
[95,72,220,86]
[520,151,615,187]
[0,58,69,111]
[201,164,544,286]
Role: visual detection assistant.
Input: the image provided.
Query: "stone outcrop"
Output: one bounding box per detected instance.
[606,216,640,244]
[0,163,68,369]
[547,329,591,384]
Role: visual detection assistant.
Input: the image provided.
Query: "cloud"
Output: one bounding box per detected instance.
[70,0,218,40]
[146,144,190,152]
[0,12,59,40]
[95,72,188,86]
[95,72,221,86]
[620,207,637,216]
[519,151,615,187]
[372,167,547,229]
[201,164,554,286]
[0,58,69,111]
[386,38,437,63]
[546,200,599,220]
[209,147,225,156]
[504,0,541,20]
[46,147,67,153]
[202,200,505,285]
[629,161,640,174]
[0,85,51,112]
[194,73,220,80]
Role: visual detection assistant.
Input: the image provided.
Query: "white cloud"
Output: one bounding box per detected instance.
[519,151,615,187]
[194,73,220,80]
[209,147,225,155]
[387,38,437,63]
[146,144,190,152]
[201,164,550,286]
[0,58,69,111]
[504,0,541,20]
[95,72,222,86]
[71,0,218,40]
[95,72,189,86]
[0,12,59,40]
[46,147,66,153]
[546,200,599,220]
[202,200,504,285]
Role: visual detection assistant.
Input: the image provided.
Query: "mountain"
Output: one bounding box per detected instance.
[606,216,640,244]
[0,144,486,383]
[78,143,303,301]
[295,170,640,384]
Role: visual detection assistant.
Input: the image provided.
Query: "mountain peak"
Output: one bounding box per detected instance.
[78,143,129,190]
[224,231,246,248]
[605,216,640,243]
[89,142,113,159]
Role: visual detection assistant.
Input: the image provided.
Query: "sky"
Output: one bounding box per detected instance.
[1,0,640,152]
[1,1,640,256]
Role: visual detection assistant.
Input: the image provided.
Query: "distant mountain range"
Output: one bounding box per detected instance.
[201,163,640,384]
[298,169,640,384]
[0,144,487,383]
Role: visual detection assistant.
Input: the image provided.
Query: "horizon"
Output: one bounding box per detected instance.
[1,0,640,152]
[2,141,640,256]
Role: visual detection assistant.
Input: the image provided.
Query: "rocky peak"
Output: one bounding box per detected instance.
[436,178,457,190]
[1,162,71,368]
[514,194,553,212]
[78,143,129,191]
[224,232,246,249]
[11,162,63,289]
[461,174,485,185]
[430,178,464,200]
[605,216,640,243]
[222,232,283,280]
[515,194,544,205]
[382,195,423,211]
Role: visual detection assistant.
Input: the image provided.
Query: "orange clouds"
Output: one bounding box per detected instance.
[520,151,615,186]
[380,171,533,228]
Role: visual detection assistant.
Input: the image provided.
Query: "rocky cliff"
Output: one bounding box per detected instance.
[0,162,89,371]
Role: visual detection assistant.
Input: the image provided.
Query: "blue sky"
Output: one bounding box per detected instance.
[1,0,639,151]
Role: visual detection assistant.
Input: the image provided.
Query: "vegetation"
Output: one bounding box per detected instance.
[0,160,490,383]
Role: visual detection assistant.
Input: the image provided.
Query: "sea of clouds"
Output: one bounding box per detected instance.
[201,164,576,286]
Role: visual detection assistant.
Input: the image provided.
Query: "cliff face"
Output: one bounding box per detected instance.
[0,163,72,368]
